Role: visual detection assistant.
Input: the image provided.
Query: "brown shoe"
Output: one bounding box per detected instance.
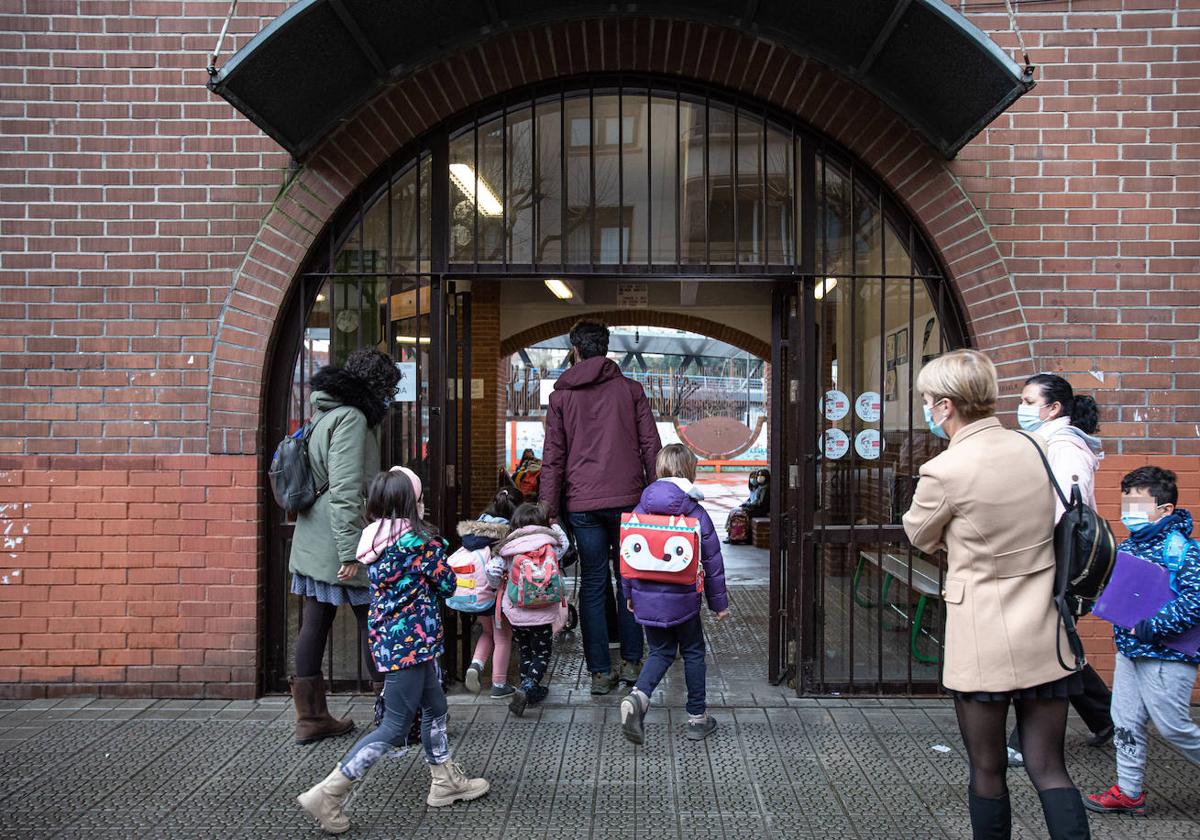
[291,675,355,745]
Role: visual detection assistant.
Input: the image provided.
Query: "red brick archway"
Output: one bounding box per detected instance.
[208,16,1031,456]
[500,310,771,361]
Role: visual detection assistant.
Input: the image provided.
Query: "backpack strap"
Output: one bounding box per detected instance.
[1015,430,1070,511]
[1015,430,1085,673]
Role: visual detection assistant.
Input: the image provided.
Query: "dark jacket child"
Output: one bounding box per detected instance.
[297,468,489,835]
[620,444,729,745]
[459,482,521,698]
[489,502,569,717]
[1086,466,1200,816]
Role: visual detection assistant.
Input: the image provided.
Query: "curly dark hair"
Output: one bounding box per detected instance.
[568,319,610,360]
[1120,466,1178,507]
[344,347,400,405]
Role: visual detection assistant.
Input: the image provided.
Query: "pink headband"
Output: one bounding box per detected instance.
[389,465,422,502]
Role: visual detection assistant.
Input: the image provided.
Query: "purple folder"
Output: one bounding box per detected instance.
[1092,550,1200,655]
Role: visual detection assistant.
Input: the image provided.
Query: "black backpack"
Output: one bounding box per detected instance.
[269,416,329,514]
[1018,431,1118,670]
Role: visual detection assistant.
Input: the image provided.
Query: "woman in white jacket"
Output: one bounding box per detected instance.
[1009,373,1114,765]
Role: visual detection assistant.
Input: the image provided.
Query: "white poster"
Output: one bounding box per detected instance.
[854,429,882,460]
[855,391,881,423]
[822,390,850,422]
[394,362,416,402]
[617,282,648,309]
[823,428,849,460]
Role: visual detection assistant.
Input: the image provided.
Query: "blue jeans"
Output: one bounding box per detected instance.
[338,660,449,779]
[568,507,644,673]
[635,614,707,715]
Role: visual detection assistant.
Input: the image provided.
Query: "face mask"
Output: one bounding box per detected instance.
[1017,403,1045,432]
[1120,512,1152,534]
[924,403,949,441]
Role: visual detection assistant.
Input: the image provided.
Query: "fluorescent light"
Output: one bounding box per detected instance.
[814,277,838,300]
[448,163,503,217]
[544,279,574,300]
[395,335,431,345]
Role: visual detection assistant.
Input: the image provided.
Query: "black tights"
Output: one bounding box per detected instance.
[295,596,384,682]
[955,696,1075,799]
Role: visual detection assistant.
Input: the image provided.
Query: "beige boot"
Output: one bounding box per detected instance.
[426,760,490,807]
[296,766,354,834]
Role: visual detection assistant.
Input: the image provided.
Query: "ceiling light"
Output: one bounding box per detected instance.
[395,335,431,345]
[814,277,838,300]
[544,279,574,300]
[448,163,503,217]
[315,293,326,302]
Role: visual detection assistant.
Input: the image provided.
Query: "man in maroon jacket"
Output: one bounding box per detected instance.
[540,320,662,694]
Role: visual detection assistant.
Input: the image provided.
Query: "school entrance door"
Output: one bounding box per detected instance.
[261,78,968,696]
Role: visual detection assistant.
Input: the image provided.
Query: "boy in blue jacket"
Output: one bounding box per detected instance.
[1086,466,1200,816]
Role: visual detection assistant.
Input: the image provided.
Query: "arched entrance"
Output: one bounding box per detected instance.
[261,76,970,696]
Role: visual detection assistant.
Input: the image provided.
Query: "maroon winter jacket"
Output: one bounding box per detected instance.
[540,356,662,519]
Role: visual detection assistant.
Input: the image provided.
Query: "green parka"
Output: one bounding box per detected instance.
[287,381,383,588]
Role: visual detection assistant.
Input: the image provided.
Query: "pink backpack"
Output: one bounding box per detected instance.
[505,542,563,608]
[445,545,496,613]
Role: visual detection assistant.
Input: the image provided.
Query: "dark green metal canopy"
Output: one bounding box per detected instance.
[208,0,1034,160]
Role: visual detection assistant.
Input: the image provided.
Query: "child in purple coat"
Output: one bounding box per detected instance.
[620,444,729,744]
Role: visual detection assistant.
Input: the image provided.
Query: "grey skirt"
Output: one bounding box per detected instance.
[291,572,371,607]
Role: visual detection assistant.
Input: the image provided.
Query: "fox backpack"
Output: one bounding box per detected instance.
[619,512,703,589]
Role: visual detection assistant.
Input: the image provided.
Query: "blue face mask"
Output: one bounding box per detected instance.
[1017,403,1045,432]
[1121,508,1174,540]
[924,402,949,441]
[1120,513,1152,534]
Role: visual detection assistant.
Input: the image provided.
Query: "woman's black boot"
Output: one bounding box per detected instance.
[1038,787,1092,840]
[968,789,1011,840]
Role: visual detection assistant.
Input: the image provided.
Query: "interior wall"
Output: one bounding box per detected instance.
[498,278,773,345]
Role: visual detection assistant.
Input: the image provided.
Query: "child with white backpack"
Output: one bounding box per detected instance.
[489,502,569,717]
[447,485,520,698]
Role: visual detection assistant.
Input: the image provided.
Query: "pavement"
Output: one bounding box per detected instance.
[4,581,1200,839]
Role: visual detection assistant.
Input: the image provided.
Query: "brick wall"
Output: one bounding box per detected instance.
[0,455,258,699]
[0,3,1197,696]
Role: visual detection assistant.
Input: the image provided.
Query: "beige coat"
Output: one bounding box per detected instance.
[903,417,1072,693]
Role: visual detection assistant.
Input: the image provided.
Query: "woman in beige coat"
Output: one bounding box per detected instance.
[903,350,1090,840]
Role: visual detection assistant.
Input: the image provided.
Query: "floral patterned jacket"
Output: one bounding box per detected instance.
[366,529,456,671]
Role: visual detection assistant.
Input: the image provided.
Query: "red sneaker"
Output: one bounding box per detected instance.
[1085,784,1147,815]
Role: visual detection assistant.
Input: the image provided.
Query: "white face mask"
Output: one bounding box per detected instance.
[1017,403,1045,432]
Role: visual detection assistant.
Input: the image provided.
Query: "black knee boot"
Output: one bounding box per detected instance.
[1038,787,1091,840]
[968,790,1011,840]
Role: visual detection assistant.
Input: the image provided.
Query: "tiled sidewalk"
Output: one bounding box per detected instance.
[2,584,1198,839]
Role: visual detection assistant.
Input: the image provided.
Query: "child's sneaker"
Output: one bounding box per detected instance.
[489,683,515,699]
[464,662,483,695]
[1085,784,1147,815]
[526,683,548,706]
[686,713,717,741]
[620,690,648,745]
[508,687,528,717]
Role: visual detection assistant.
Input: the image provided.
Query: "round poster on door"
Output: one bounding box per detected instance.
[823,389,850,422]
[823,428,850,460]
[854,429,882,460]
[855,391,881,423]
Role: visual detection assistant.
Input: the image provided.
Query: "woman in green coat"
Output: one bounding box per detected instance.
[288,348,399,744]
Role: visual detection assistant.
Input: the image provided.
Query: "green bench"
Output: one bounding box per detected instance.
[851,550,943,665]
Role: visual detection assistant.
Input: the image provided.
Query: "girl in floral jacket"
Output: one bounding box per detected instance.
[297,467,489,835]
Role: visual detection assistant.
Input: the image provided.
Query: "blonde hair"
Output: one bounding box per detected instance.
[656,443,698,482]
[916,349,997,422]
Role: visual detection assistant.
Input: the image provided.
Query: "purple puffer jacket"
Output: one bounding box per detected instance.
[621,478,728,628]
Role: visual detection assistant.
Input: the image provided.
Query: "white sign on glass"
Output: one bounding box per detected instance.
[394,362,416,402]
[855,391,881,423]
[822,390,850,422]
[823,428,850,460]
[854,429,882,460]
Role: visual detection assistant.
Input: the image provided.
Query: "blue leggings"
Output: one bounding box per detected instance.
[339,660,449,779]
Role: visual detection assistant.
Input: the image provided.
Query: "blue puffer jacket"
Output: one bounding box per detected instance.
[621,478,728,628]
[1113,508,1200,664]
